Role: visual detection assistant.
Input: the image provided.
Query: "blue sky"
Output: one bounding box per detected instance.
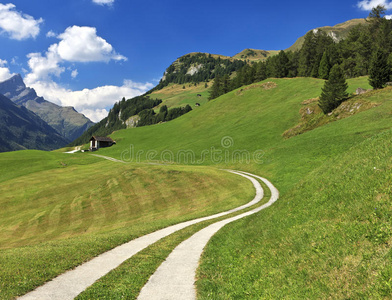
[0,0,387,121]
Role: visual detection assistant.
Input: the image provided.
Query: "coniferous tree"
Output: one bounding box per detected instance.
[369,49,391,89]
[319,64,348,114]
[275,50,289,78]
[209,75,222,100]
[222,74,231,94]
[318,51,331,79]
[298,31,317,77]
[255,62,267,81]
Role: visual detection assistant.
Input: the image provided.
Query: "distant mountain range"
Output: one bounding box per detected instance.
[0,75,94,142]
[0,74,94,152]
[0,93,67,152]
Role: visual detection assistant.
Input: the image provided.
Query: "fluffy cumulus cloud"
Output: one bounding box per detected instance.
[25,25,127,83]
[92,0,115,6]
[26,45,64,82]
[357,0,392,10]
[56,26,126,62]
[0,59,15,81]
[26,79,154,122]
[0,3,43,40]
[23,25,137,122]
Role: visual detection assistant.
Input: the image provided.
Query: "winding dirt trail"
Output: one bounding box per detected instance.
[18,170,268,300]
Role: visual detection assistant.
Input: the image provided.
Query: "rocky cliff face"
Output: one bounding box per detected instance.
[0,74,94,142]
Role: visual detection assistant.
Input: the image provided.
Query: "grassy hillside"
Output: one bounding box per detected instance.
[149,83,210,109]
[99,77,376,191]
[3,74,392,298]
[0,152,253,298]
[85,76,392,297]
[197,128,392,299]
[233,48,279,61]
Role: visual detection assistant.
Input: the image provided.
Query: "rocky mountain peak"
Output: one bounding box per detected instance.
[0,74,94,142]
[0,74,26,100]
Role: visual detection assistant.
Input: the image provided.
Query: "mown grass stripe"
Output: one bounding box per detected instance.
[78,175,272,299]
[17,170,262,300]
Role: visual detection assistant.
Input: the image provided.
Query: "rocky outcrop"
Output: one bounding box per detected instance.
[126,115,140,128]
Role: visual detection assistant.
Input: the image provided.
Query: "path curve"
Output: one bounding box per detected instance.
[137,171,279,300]
[90,153,127,163]
[18,171,264,300]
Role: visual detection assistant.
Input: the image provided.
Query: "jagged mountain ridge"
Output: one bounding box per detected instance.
[0,93,68,152]
[0,75,94,142]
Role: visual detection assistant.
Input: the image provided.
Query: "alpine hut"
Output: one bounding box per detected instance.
[89,136,116,151]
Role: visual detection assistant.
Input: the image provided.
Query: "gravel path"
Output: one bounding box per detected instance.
[137,171,279,300]
[18,171,264,300]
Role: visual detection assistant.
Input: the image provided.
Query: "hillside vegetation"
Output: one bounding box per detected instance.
[75,12,387,146]
[287,18,367,52]
[2,74,392,298]
[149,83,210,108]
[80,76,392,297]
[3,11,392,299]
[0,152,253,298]
[152,52,247,91]
[232,49,279,61]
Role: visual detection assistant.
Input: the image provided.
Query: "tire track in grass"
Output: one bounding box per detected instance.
[18,171,264,300]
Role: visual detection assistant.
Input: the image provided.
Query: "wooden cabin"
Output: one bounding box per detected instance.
[90,136,116,151]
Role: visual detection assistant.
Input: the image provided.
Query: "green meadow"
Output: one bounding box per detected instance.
[149,82,210,109]
[96,76,391,297]
[0,153,253,299]
[2,75,392,298]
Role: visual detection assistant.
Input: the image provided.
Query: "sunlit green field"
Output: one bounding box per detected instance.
[0,151,253,299]
[97,76,392,298]
[3,75,392,299]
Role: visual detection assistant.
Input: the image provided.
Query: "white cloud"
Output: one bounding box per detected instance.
[0,59,15,82]
[25,45,64,82]
[46,30,56,38]
[386,14,392,18]
[23,25,135,122]
[0,67,13,82]
[80,108,109,122]
[92,0,115,6]
[25,25,126,86]
[0,67,14,81]
[25,79,154,122]
[56,26,126,62]
[0,3,43,40]
[357,0,392,10]
[71,69,78,79]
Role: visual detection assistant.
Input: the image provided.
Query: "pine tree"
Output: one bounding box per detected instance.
[222,74,231,94]
[369,49,391,89]
[255,62,267,81]
[318,51,331,79]
[319,64,348,114]
[275,50,289,78]
[298,31,317,77]
[209,75,222,100]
